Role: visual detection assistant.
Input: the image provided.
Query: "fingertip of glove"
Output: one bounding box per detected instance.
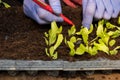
[82,23,90,29]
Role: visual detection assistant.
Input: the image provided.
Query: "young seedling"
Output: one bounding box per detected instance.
[66,19,120,57]
[0,0,11,8]
[44,21,63,59]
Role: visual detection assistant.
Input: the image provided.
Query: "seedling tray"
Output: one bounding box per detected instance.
[0,60,120,71]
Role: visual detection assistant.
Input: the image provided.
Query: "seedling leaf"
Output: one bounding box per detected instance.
[97,22,104,37]
[49,46,55,57]
[94,40,109,54]
[44,37,48,45]
[57,26,62,33]
[3,2,11,8]
[110,50,118,55]
[112,30,120,38]
[54,34,63,50]
[70,36,77,43]
[101,34,110,45]
[88,46,98,56]
[44,32,48,38]
[81,27,89,44]
[76,44,86,55]
[106,22,116,29]
[67,41,75,50]
[88,24,93,34]
[109,40,116,47]
[52,52,58,59]
[49,21,61,45]
[68,26,76,36]
[45,48,49,56]
[67,41,75,56]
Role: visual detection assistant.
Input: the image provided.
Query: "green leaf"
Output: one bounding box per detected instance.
[3,2,11,8]
[117,26,120,30]
[45,48,50,57]
[57,26,62,34]
[112,30,120,38]
[88,24,93,34]
[49,21,59,45]
[114,46,120,50]
[109,40,116,47]
[44,37,48,45]
[75,44,86,55]
[106,22,116,29]
[67,41,75,50]
[108,31,114,36]
[64,37,67,45]
[88,46,98,56]
[81,27,89,44]
[68,26,76,36]
[110,50,118,55]
[94,40,109,54]
[49,46,55,57]
[97,22,104,37]
[52,52,58,59]
[69,49,75,56]
[67,41,75,56]
[70,36,77,43]
[54,34,63,50]
[101,34,110,45]
[76,38,82,41]
[44,32,48,38]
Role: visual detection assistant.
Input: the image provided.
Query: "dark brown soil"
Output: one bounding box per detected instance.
[0,0,120,61]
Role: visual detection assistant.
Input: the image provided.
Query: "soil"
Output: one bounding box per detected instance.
[0,0,120,61]
[1,71,120,80]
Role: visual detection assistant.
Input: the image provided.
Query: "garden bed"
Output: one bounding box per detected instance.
[0,0,120,61]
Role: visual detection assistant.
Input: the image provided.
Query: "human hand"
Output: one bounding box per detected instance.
[23,0,63,24]
[63,0,82,8]
[82,0,120,28]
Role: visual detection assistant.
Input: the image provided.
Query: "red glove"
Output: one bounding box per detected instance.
[63,0,82,8]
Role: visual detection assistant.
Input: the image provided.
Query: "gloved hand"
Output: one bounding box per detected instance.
[82,0,120,28]
[23,0,63,24]
[63,0,82,8]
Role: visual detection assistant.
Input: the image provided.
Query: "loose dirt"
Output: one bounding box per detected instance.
[0,0,120,61]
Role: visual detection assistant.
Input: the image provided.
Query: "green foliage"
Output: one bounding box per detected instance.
[75,44,86,55]
[67,41,75,56]
[0,0,11,8]
[94,39,109,54]
[109,40,116,47]
[68,25,76,36]
[81,27,89,45]
[44,17,120,59]
[65,19,120,56]
[44,21,63,59]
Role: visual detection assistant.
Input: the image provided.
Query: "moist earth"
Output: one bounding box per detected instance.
[0,0,120,61]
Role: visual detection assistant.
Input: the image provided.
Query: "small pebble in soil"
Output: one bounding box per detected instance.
[5,35,9,40]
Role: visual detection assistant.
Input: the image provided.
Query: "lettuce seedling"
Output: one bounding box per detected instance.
[44,21,63,59]
[68,25,76,36]
[75,44,86,55]
[0,0,11,8]
[67,41,75,56]
[109,40,116,47]
[66,19,120,56]
[48,22,62,46]
[94,39,109,54]
[110,46,120,55]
